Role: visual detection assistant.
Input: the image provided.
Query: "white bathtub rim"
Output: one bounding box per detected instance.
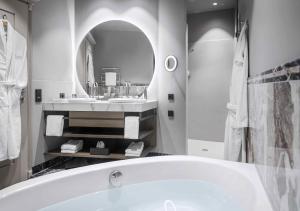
[1,156,251,196]
[0,156,273,211]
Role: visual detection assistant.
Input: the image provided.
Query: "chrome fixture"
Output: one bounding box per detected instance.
[91,82,98,98]
[125,81,131,97]
[137,86,148,99]
[109,170,123,188]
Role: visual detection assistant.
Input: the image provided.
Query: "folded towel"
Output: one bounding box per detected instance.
[125,153,142,157]
[105,72,117,86]
[61,140,83,151]
[125,142,144,157]
[125,142,144,153]
[61,149,81,154]
[124,116,140,139]
[46,115,64,136]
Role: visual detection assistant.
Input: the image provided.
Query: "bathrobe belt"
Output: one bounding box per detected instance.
[0,80,16,87]
[226,103,238,112]
[226,103,244,129]
[0,81,19,107]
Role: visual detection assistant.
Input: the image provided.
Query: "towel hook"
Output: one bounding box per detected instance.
[2,14,7,20]
[284,66,292,82]
[272,65,281,73]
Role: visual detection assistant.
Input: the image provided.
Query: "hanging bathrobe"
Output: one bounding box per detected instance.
[0,20,27,161]
[224,22,248,162]
[86,42,95,86]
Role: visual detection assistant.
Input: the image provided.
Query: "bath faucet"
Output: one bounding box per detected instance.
[109,170,123,188]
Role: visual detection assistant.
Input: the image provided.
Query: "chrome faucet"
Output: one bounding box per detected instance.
[137,86,148,99]
[125,81,131,97]
[109,170,123,188]
[92,82,98,98]
[87,82,98,98]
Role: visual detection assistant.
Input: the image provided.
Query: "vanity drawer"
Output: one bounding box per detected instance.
[69,112,125,128]
[69,119,124,128]
[69,111,124,119]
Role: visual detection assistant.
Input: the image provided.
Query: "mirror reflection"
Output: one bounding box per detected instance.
[76,21,155,99]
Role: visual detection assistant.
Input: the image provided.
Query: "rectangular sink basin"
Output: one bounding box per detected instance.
[108,98,147,104]
[67,98,97,103]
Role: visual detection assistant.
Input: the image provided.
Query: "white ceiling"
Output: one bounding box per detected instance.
[187,0,236,14]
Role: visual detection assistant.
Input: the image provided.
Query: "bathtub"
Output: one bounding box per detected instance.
[0,156,273,211]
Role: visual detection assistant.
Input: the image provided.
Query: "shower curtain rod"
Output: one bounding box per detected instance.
[248,67,300,83]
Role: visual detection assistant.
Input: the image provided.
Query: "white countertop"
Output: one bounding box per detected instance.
[42,100,158,112]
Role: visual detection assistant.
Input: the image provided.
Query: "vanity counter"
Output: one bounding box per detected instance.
[42,100,158,112]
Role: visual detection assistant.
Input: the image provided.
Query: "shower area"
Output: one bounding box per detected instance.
[186,2,236,159]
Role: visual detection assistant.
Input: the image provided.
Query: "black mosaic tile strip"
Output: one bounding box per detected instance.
[146,152,171,157]
[32,157,71,175]
[31,158,112,178]
[251,58,300,78]
[248,58,300,84]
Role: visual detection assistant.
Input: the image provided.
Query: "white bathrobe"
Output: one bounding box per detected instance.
[0,20,27,161]
[86,42,95,86]
[224,22,248,162]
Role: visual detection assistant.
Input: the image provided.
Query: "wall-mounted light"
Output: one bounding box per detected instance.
[165,55,178,72]
[213,2,218,6]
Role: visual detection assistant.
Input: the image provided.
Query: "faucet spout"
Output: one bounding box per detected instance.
[109,170,123,188]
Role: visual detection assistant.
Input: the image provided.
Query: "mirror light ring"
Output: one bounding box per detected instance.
[165,55,178,72]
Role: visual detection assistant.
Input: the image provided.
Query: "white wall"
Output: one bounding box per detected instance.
[187,9,234,142]
[239,0,300,76]
[157,0,187,154]
[0,0,29,188]
[31,0,75,166]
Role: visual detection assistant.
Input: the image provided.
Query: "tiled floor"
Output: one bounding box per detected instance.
[31,158,110,178]
[31,152,170,178]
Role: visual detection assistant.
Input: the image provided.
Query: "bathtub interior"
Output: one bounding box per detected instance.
[40,180,244,211]
[0,156,273,211]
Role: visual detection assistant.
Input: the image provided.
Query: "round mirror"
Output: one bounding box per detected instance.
[76,20,155,96]
[165,55,178,72]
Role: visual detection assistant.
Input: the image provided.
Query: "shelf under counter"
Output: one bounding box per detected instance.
[45,150,127,160]
[45,146,154,160]
[62,130,154,140]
